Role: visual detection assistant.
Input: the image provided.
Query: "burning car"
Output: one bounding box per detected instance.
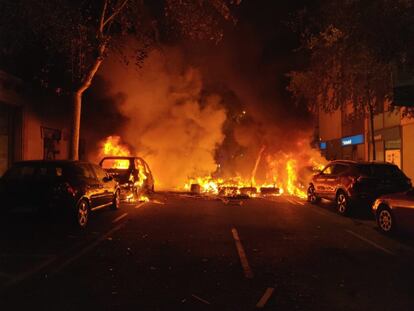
[100,156,154,201]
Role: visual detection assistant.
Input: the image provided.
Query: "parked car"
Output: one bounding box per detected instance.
[372,188,414,234]
[0,160,120,228]
[307,160,411,215]
[100,156,154,201]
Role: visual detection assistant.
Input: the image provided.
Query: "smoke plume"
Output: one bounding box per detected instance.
[97,48,227,189]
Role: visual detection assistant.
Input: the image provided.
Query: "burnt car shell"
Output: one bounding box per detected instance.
[99,156,154,200]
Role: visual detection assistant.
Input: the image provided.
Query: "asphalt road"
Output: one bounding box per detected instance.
[1,193,414,311]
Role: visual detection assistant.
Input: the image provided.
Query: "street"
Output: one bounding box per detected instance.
[1,194,414,311]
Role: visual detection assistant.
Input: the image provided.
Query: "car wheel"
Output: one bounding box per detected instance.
[307,185,320,204]
[111,190,121,210]
[336,191,350,216]
[377,205,396,234]
[76,199,89,228]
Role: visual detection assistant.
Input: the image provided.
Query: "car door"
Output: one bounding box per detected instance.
[326,164,349,199]
[77,163,104,208]
[314,164,334,198]
[391,189,414,231]
[91,164,114,206]
[143,161,154,190]
[3,164,37,210]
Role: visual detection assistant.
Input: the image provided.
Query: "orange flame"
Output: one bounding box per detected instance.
[99,136,131,169]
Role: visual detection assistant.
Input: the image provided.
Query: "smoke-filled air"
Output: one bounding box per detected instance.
[93,48,227,190]
[87,44,327,195]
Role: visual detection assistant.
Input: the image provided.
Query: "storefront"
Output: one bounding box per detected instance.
[341,134,365,161]
[320,133,365,161]
[373,126,402,168]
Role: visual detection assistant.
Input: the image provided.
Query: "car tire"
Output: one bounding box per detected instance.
[111,190,121,210]
[376,205,396,234]
[75,199,89,228]
[336,191,350,216]
[307,185,320,204]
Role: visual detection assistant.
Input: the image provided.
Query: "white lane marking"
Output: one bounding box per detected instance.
[1,255,56,291]
[151,200,165,205]
[256,287,275,308]
[231,228,254,279]
[285,197,300,205]
[112,212,128,223]
[135,201,149,208]
[292,198,305,206]
[191,294,211,305]
[346,230,395,256]
[50,222,125,274]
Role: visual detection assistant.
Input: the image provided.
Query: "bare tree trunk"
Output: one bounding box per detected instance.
[70,91,83,160]
[369,103,376,161]
[69,45,106,160]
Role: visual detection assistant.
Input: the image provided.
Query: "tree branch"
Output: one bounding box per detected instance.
[102,0,129,29]
[99,0,109,34]
[77,42,107,94]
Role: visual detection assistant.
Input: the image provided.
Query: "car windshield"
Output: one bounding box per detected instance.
[101,159,131,170]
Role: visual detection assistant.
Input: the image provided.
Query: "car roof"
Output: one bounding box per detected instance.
[99,156,147,165]
[12,160,91,166]
[329,160,397,166]
[100,156,143,160]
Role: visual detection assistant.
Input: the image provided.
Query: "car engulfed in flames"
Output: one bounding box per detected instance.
[98,136,154,203]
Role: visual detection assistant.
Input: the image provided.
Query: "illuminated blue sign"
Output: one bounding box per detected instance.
[341,134,364,146]
[320,142,327,150]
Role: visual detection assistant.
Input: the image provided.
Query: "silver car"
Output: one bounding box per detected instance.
[372,188,414,234]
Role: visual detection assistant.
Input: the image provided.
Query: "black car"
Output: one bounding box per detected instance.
[100,156,154,201]
[307,160,411,215]
[0,160,120,228]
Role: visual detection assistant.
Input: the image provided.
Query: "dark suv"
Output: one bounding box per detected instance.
[0,161,120,228]
[307,160,411,215]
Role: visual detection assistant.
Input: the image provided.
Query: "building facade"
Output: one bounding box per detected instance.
[318,103,414,181]
[0,70,71,176]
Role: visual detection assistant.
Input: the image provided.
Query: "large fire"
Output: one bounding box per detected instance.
[184,149,326,199]
[99,136,150,202]
[99,136,131,169]
[98,135,326,201]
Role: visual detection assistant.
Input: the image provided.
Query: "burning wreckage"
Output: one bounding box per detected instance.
[98,136,326,201]
[98,137,154,203]
[184,163,324,200]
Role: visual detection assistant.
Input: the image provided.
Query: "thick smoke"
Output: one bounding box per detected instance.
[98,48,227,189]
[87,1,325,190]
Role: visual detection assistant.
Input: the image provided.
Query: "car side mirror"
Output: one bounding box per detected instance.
[103,176,113,182]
